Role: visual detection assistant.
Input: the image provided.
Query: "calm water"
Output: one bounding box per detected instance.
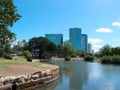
[36,61,120,90]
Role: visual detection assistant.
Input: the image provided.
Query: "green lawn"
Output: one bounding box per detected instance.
[0,56,42,69]
[50,57,64,61]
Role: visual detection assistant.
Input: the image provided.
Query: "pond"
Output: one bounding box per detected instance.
[36,61,120,90]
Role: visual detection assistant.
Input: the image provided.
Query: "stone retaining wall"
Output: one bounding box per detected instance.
[0,66,59,90]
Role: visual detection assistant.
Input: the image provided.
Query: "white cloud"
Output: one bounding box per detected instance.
[93,45,103,52]
[112,21,120,27]
[88,38,103,52]
[96,27,112,33]
[88,38,103,45]
[94,45,103,48]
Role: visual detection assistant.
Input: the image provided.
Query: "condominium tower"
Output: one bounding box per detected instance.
[45,34,63,46]
[82,34,88,53]
[88,43,92,53]
[69,28,82,50]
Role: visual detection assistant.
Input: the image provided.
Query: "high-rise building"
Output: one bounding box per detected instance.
[82,34,88,53]
[45,34,63,46]
[69,28,82,50]
[64,39,69,45]
[88,43,92,53]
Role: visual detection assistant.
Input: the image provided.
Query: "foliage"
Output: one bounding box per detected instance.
[23,50,32,59]
[12,45,22,55]
[0,28,15,53]
[84,53,94,62]
[0,48,4,57]
[111,47,120,55]
[4,54,12,59]
[28,37,89,59]
[98,45,120,57]
[23,50,32,62]
[95,52,101,58]
[63,43,75,57]
[64,56,71,61]
[47,42,56,52]
[56,44,64,57]
[12,40,29,56]
[0,0,21,26]
[98,45,120,64]
[75,50,85,57]
[0,0,21,56]
[101,55,120,64]
[26,58,32,62]
[4,44,13,54]
[99,44,111,56]
[28,37,56,58]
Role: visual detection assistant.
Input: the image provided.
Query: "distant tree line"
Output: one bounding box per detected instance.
[12,36,93,60]
[27,36,86,59]
[95,45,120,64]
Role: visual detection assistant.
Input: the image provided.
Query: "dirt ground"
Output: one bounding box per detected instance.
[0,63,58,76]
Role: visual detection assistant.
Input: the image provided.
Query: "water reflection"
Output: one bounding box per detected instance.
[52,61,89,90]
[37,61,120,90]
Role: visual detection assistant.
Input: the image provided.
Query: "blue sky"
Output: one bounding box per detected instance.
[12,0,120,52]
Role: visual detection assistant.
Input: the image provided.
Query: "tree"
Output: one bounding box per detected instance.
[12,44,23,55]
[28,37,56,58]
[21,40,29,51]
[56,44,64,57]
[63,43,75,57]
[0,28,16,53]
[99,44,111,56]
[75,50,85,57]
[47,42,56,52]
[0,0,21,55]
[23,50,32,62]
[111,47,120,55]
[0,0,21,26]
[84,54,94,62]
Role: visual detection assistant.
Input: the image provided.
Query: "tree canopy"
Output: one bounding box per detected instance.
[98,44,120,57]
[0,0,21,27]
[28,37,56,58]
[0,0,21,56]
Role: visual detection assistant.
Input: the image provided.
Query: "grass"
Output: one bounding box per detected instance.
[0,56,42,69]
[50,57,64,61]
[50,57,85,61]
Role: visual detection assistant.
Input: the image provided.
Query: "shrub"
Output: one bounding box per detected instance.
[4,54,12,59]
[101,56,112,64]
[71,54,77,58]
[23,50,31,58]
[27,57,32,62]
[112,55,120,64]
[64,56,71,61]
[23,50,32,61]
[101,55,120,64]
[84,55,94,62]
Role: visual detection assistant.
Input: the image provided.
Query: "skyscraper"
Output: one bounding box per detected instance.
[82,34,88,53]
[88,43,92,53]
[69,28,82,50]
[45,34,63,46]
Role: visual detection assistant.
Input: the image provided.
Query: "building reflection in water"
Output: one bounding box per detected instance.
[59,61,89,90]
[34,61,89,90]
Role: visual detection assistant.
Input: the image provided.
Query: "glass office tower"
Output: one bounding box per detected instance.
[82,34,88,53]
[45,34,63,46]
[69,28,82,50]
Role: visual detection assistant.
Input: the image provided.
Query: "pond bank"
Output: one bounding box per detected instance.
[0,64,59,90]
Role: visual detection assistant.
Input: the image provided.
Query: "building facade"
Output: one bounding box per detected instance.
[69,28,82,50]
[82,34,88,53]
[45,34,63,46]
[88,43,93,53]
